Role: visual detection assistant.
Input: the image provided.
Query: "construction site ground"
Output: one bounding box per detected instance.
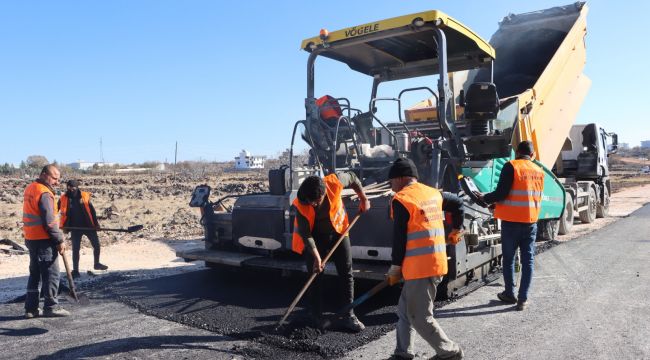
[1,168,649,359]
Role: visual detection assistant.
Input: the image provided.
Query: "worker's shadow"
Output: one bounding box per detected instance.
[0,326,48,336]
[435,300,514,318]
[32,335,236,360]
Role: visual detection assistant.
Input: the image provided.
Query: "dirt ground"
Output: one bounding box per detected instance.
[2,165,650,303]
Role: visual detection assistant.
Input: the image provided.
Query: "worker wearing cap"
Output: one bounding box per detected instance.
[23,164,70,318]
[59,179,107,278]
[387,158,465,360]
[292,171,370,332]
[475,140,544,311]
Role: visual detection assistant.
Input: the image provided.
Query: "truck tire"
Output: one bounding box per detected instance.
[558,193,574,235]
[537,219,559,241]
[596,187,609,218]
[579,187,597,224]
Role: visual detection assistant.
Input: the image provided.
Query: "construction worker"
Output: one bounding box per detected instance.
[387,158,464,360]
[22,164,70,318]
[292,172,370,332]
[475,140,544,311]
[59,179,107,278]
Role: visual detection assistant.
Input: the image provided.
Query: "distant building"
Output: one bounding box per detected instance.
[234,149,265,169]
[68,160,116,171]
[641,140,650,149]
[618,143,629,150]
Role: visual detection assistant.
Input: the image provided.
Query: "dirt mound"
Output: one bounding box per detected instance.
[0,172,268,247]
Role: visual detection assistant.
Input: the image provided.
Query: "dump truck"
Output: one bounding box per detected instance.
[179,2,599,298]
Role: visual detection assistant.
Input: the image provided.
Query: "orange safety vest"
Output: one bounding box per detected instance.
[23,182,59,240]
[59,191,96,228]
[291,174,349,254]
[391,182,448,280]
[494,159,545,223]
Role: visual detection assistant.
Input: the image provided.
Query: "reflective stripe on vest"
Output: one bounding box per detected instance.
[291,174,349,254]
[391,182,448,280]
[60,191,95,228]
[494,159,545,223]
[23,182,58,240]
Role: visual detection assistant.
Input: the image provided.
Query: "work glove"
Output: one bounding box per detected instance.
[447,229,465,245]
[386,265,402,286]
[472,191,488,208]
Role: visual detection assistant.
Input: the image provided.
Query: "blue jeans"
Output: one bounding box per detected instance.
[25,240,61,312]
[501,221,536,302]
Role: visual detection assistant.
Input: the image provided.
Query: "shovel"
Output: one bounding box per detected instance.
[60,251,90,305]
[63,225,144,233]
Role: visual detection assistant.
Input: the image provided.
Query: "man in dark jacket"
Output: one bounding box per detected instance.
[23,164,70,318]
[59,180,107,278]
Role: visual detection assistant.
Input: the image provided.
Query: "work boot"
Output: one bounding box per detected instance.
[340,313,365,333]
[71,270,80,279]
[43,307,71,317]
[24,309,41,319]
[94,263,108,271]
[431,347,464,360]
[497,291,517,304]
[391,351,415,359]
[516,300,527,311]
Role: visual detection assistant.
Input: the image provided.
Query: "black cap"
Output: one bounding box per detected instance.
[388,158,419,179]
[517,141,534,156]
[66,179,79,187]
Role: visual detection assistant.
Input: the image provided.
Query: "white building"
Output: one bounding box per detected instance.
[68,161,116,171]
[234,150,265,169]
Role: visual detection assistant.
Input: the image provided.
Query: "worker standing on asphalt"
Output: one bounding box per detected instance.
[292,172,370,332]
[22,164,70,318]
[59,179,107,278]
[387,158,465,360]
[475,140,544,311]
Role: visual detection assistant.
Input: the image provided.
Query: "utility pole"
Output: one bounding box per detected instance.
[173,141,178,182]
[100,137,105,163]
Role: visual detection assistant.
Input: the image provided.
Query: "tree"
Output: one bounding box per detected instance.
[26,155,49,169]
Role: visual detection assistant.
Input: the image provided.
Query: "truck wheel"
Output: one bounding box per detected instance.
[596,187,610,218]
[537,219,559,241]
[558,193,574,235]
[579,187,597,223]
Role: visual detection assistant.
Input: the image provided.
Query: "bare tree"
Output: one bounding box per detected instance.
[26,155,49,169]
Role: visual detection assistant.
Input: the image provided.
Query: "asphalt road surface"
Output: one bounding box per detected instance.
[2,204,649,359]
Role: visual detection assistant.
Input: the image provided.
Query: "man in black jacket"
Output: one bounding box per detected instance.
[59,180,107,278]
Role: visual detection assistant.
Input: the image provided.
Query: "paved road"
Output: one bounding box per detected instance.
[1,204,649,359]
[345,204,650,359]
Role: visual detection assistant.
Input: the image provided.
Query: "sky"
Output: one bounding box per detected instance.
[1,0,648,166]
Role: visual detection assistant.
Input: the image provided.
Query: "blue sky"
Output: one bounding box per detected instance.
[1,1,647,165]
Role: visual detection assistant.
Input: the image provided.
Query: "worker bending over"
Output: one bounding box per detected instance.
[292,171,370,332]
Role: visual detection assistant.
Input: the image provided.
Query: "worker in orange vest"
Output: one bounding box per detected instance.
[22,164,70,318]
[292,172,370,332]
[475,140,544,311]
[59,179,107,278]
[387,158,465,360]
